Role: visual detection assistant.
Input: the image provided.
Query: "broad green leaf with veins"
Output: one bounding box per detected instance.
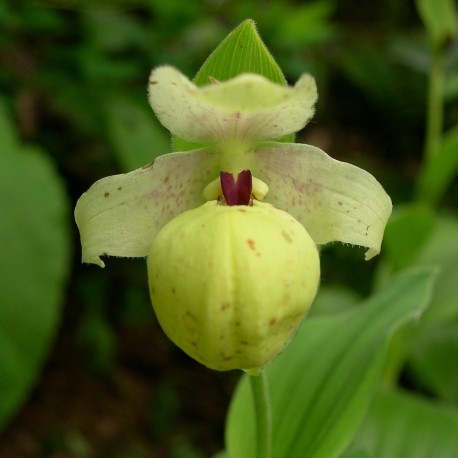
[226,269,435,458]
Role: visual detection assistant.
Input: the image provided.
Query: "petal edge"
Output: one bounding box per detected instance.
[252,143,392,259]
[75,149,219,267]
[148,66,317,143]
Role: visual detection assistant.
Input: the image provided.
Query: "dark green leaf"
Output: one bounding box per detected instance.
[0,101,70,429]
[105,96,170,171]
[409,322,458,403]
[414,214,458,326]
[383,204,435,271]
[417,126,458,205]
[271,1,336,49]
[416,0,458,48]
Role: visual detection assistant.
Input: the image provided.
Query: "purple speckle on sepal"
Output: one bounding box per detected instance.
[220,170,252,206]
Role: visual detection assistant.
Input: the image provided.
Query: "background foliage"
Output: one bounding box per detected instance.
[0,1,457,457]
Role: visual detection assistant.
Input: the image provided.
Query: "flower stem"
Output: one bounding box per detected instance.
[250,370,272,458]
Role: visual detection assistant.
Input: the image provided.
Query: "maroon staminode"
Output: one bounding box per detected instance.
[220,170,252,206]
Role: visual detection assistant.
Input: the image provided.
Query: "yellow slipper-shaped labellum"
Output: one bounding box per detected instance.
[147,200,320,373]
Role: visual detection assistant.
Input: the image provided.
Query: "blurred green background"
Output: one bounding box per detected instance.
[1,0,457,457]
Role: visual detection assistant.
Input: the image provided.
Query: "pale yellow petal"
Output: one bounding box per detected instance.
[75,150,219,267]
[252,143,392,259]
[148,66,317,143]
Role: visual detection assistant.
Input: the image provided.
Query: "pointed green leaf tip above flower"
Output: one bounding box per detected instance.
[75,66,391,267]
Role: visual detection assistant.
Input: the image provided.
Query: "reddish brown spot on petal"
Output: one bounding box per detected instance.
[269,318,277,326]
[221,302,231,311]
[282,230,293,243]
[247,239,256,250]
[185,311,197,322]
[104,192,110,197]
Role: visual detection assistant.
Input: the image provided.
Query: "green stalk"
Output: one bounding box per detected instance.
[250,371,272,458]
[424,46,445,161]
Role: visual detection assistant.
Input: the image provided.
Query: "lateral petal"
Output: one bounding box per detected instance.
[252,143,392,259]
[75,149,219,267]
[148,66,317,144]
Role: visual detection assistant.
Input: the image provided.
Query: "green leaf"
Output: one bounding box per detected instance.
[379,323,418,388]
[445,69,458,100]
[76,306,117,375]
[352,388,458,458]
[408,322,458,403]
[383,204,435,271]
[414,214,458,326]
[226,268,435,458]
[83,9,149,53]
[271,1,336,49]
[104,96,170,172]
[340,450,372,458]
[309,285,361,316]
[213,452,229,458]
[381,213,458,327]
[336,44,426,125]
[417,126,458,205]
[173,19,292,151]
[0,101,70,429]
[379,214,458,386]
[416,0,458,48]
[194,19,286,86]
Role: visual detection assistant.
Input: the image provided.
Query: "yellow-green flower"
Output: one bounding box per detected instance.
[75,67,391,373]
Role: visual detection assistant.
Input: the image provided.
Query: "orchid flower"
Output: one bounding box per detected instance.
[75,66,392,372]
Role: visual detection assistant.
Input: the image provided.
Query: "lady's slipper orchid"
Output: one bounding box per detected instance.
[75,66,392,372]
